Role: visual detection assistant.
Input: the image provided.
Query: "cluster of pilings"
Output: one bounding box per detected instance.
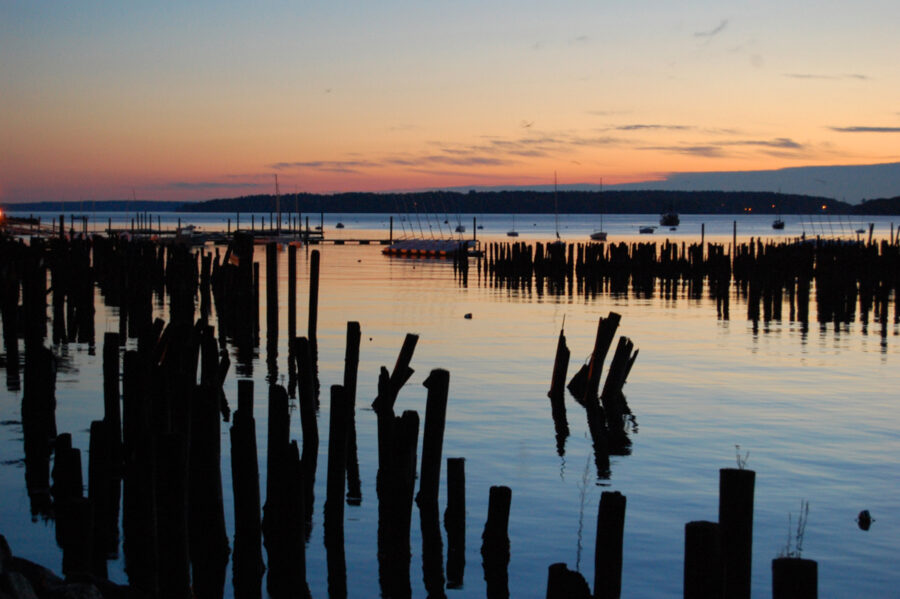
[548,312,639,474]
[474,238,900,333]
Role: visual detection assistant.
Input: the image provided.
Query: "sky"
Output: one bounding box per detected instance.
[2,1,899,203]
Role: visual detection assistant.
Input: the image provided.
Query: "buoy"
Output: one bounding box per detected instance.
[857,509,873,530]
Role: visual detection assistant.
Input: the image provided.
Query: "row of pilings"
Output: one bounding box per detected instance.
[465,238,900,329]
[2,230,821,598]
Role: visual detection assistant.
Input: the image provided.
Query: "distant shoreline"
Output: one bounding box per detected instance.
[4,189,900,215]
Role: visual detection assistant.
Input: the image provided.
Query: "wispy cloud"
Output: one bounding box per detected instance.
[784,73,870,81]
[640,145,727,158]
[162,181,263,190]
[695,19,728,40]
[270,160,381,173]
[720,137,804,149]
[829,126,900,133]
[270,130,629,177]
[640,137,809,159]
[613,124,692,131]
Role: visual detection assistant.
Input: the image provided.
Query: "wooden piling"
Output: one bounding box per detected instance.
[772,557,817,599]
[308,249,320,346]
[547,326,570,454]
[156,432,191,599]
[594,490,626,599]
[417,368,450,506]
[546,562,592,598]
[102,332,122,464]
[444,457,466,588]
[481,485,512,599]
[325,384,350,534]
[719,468,755,599]
[343,322,363,505]
[684,520,722,599]
[230,380,265,598]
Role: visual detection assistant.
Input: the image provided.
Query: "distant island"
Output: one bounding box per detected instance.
[6,190,900,215]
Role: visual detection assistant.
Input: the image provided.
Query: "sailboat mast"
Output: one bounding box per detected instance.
[274,174,281,235]
[554,171,560,240]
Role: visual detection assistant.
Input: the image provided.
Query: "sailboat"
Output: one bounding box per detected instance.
[772,194,785,229]
[590,177,608,241]
[507,213,519,237]
[550,172,564,246]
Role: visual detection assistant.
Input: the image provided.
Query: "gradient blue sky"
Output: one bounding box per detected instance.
[2,1,898,202]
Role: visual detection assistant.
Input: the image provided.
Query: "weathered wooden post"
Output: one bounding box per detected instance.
[594,490,626,599]
[325,384,349,599]
[547,325,570,453]
[156,431,191,599]
[772,557,817,599]
[445,457,466,589]
[294,336,319,530]
[719,468,755,599]
[308,249,320,346]
[343,322,362,504]
[684,520,722,599]
[417,368,450,506]
[481,485,512,599]
[102,332,122,462]
[230,380,265,598]
[287,244,297,396]
[546,562,591,598]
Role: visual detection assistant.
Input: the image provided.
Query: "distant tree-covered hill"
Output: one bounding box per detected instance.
[6,190,900,215]
[181,190,861,215]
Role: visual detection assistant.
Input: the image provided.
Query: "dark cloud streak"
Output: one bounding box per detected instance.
[829,126,900,133]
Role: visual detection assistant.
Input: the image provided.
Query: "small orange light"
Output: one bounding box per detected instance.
[821,205,827,210]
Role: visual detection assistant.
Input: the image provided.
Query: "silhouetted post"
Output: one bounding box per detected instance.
[266,242,279,385]
[481,485,511,599]
[684,521,722,599]
[325,384,349,532]
[546,563,591,599]
[420,494,446,598]
[732,221,737,265]
[325,384,350,599]
[373,333,419,492]
[579,313,621,477]
[288,244,297,396]
[343,322,362,504]
[230,380,265,598]
[87,419,115,578]
[58,496,94,577]
[22,344,57,515]
[547,326,570,453]
[417,368,450,506]
[719,468,755,599]
[772,558,817,599]
[390,216,393,243]
[189,332,230,599]
[294,336,318,529]
[102,332,122,464]
[50,433,82,504]
[156,432,191,599]
[308,249,320,346]
[594,490,626,599]
[444,457,466,588]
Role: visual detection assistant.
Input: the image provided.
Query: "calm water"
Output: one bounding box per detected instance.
[1,213,898,598]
